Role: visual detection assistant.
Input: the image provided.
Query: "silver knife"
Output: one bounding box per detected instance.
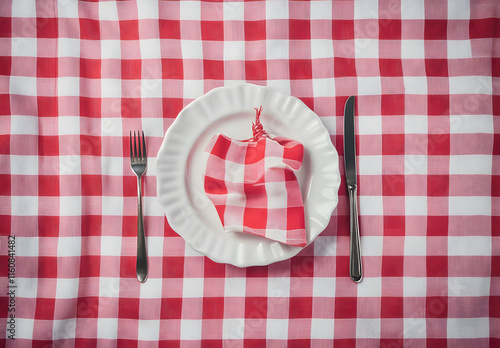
[344,96,363,283]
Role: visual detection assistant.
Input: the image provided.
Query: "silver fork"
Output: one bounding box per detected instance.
[130,131,148,283]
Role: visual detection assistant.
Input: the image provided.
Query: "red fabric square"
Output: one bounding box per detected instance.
[80,135,101,156]
[80,19,100,40]
[382,175,405,196]
[162,59,184,79]
[426,216,448,236]
[39,135,59,156]
[79,255,101,278]
[491,256,500,277]
[80,97,101,118]
[426,296,448,318]
[0,174,10,196]
[162,98,183,118]
[289,59,312,80]
[81,215,102,237]
[38,57,58,78]
[427,175,449,197]
[289,20,310,40]
[243,208,267,229]
[119,20,139,40]
[382,256,404,277]
[332,20,354,40]
[245,297,267,318]
[246,266,268,278]
[159,20,181,39]
[493,216,500,237]
[204,60,224,79]
[425,59,448,77]
[469,18,496,39]
[379,20,401,40]
[424,20,448,40]
[0,134,10,154]
[290,257,314,277]
[38,256,58,278]
[379,59,403,77]
[426,256,448,277]
[81,175,102,196]
[492,175,500,197]
[80,58,101,79]
[245,20,266,41]
[119,256,135,278]
[335,297,357,318]
[336,255,349,278]
[76,297,99,318]
[428,95,449,116]
[201,21,224,40]
[35,298,56,319]
[203,297,225,319]
[384,216,405,236]
[334,58,356,77]
[0,95,9,115]
[245,60,266,81]
[39,175,60,196]
[382,134,405,155]
[287,206,306,230]
[0,56,10,75]
[121,98,141,118]
[118,298,140,319]
[36,18,58,38]
[39,216,60,237]
[204,258,226,277]
[427,134,450,155]
[162,257,184,278]
[381,297,404,318]
[0,17,11,37]
[38,97,58,117]
[289,297,312,318]
[160,298,182,319]
[121,59,141,79]
[382,94,405,115]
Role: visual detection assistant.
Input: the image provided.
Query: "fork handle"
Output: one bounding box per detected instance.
[136,175,148,283]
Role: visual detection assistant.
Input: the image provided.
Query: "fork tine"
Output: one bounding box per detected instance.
[141,131,147,159]
[129,131,133,161]
[134,131,139,159]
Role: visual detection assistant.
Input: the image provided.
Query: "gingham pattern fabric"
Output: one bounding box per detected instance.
[203,111,307,246]
[0,0,499,346]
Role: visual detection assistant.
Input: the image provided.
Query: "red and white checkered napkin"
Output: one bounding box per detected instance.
[203,107,307,247]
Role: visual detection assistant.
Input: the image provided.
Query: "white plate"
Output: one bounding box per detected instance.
[156,83,340,267]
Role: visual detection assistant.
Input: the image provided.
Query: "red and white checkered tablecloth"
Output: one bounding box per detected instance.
[1,0,499,346]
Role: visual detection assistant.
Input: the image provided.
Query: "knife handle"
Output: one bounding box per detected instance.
[348,184,363,283]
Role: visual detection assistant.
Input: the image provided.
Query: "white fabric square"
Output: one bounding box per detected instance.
[224,41,245,61]
[12,0,36,17]
[100,236,122,256]
[450,155,492,175]
[361,236,383,256]
[140,279,163,299]
[447,40,472,59]
[405,196,427,216]
[357,76,381,95]
[320,116,336,135]
[449,76,492,95]
[359,196,383,215]
[146,236,163,257]
[11,116,38,135]
[57,0,79,18]
[101,40,121,59]
[144,196,165,217]
[10,76,37,96]
[97,318,118,339]
[58,38,80,57]
[12,38,37,57]
[267,80,290,95]
[17,278,38,298]
[138,320,160,341]
[266,319,289,339]
[313,78,335,98]
[266,1,289,19]
[56,278,79,299]
[268,277,290,298]
[401,40,425,59]
[404,76,427,95]
[401,0,425,19]
[141,79,162,98]
[314,236,336,256]
[448,236,491,256]
[10,155,38,175]
[57,236,81,257]
[223,318,245,340]
[183,278,204,298]
[101,156,123,177]
[356,319,381,338]
[141,118,164,138]
[99,277,120,298]
[357,277,382,297]
[310,1,332,20]
[53,318,76,340]
[60,155,82,175]
[140,39,161,59]
[101,118,122,137]
[59,116,80,135]
[180,1,201,20]
[183,80,204,99]
[404,318,426,339]
[359,116,382,135]
[448,0,470,20]
[102,196,123,216]
[405,154,427,175]
[98,1,119,21]
[449,196,491,216]
[447,318,489,338]
[405,114,428,134]
[448,277,490,297]
[266,40,289,60]
[101,79,121,98]
[181,40,203,59]
[354,0,378,19]
[15,319,34,339]
[311,319,334,339]
[312,277,336,297]
[60,196,82,216]
[58,77,80,97]
[404,236,426,256]
[225,277,246,297]
[11,196,38,216]
[180,320,202,340]
[358,155,382,175]
[403,277,426,297]
[264,182,288,209]
[450,115,493,134]
[311,39,334,59]
[354,39,379,59]
[223,2,244,20]
[137,0,160,19]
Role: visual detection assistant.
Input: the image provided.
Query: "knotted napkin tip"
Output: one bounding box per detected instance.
[252,106,266,140]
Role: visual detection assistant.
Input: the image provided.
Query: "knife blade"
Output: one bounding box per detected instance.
[344,96,363,283]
